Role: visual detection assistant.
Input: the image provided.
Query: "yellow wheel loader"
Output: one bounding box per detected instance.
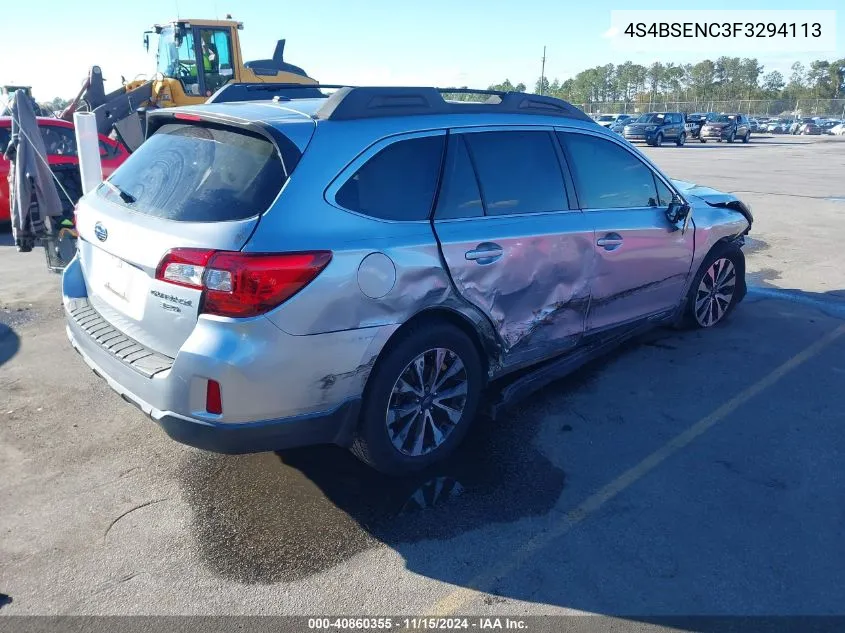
[60,17,318,151]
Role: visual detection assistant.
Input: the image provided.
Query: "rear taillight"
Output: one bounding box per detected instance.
[155,248,332,318]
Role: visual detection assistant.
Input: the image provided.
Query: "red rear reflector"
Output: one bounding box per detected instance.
[155,249,332,318]
[206,379,222,414]
[174,112,202,121]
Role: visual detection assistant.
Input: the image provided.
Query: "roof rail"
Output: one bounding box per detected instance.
[205,82,345,104]
[314,86,592,122]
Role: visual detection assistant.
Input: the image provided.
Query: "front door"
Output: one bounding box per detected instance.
[558,130,694,334]
[433,128,595,367]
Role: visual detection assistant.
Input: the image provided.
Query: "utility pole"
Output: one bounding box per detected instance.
[540,46,547,95]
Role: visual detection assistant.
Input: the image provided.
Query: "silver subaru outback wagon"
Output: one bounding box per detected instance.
[62,86,753,474]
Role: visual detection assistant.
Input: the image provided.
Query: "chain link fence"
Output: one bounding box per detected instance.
[579,98,845,118]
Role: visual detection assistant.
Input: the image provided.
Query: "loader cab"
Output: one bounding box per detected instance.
[154,21,237,98]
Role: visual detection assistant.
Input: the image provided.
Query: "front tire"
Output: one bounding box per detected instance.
[727,130,736,143]
[743,131,751,143]
[654,132,664,146]
[676,132,686,147]
[700,138,707,143]
[351,322,484,475]
[681,244,745,329]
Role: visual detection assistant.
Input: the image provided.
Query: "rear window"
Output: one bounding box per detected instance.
[97,123,285,222]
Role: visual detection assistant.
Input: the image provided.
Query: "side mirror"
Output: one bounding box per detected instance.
[665,195,690,224]
[144,33,150,52]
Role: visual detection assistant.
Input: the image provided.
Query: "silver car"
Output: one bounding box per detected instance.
[62,87,753,474]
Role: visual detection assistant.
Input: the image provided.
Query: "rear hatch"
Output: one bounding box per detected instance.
[74,114,311,358]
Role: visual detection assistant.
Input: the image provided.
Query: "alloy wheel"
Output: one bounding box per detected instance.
[385,348,468,456]
[695,258,736,327]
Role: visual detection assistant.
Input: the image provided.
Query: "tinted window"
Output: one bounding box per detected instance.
[560,132,659,209]
[336,135,444,221]
[40,125,77,156]
[97,123,286,222]
[0,128,10,154]
[435,135,483,220]
[463,130,567,216]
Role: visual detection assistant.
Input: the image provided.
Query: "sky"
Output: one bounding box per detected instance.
[2,0,842,101]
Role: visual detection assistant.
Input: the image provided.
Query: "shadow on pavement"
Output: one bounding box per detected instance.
[178,290,845,616]
[0,323,21,368]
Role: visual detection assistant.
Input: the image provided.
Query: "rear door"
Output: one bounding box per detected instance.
[557,129,694,333]
[432,127,594,366]
[74,120,304,357]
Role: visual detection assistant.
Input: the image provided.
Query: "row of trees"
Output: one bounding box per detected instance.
[480,57,845,112]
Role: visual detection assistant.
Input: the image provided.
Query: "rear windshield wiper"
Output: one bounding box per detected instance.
[103,180,136,204]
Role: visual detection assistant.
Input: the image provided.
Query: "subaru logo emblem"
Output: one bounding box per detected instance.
[94,222,108,242]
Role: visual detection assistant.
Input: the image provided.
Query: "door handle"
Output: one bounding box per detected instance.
[596,233,623,250]
[465,242,503,263]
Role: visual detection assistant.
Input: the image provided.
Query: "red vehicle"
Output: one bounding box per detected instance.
[1,117,129,227]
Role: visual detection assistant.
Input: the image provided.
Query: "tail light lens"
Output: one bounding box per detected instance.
[155,248,332,318]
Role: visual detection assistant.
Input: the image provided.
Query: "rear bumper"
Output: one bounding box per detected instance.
[66,316,362,452]
[62,254,377,453]
[152,397,360,454]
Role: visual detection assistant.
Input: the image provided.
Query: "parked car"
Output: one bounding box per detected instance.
[748,118,760,132]
[819,119,840,133]
[828,122,845,136]
[62,87,753,474]
[699,113,751,143]
[594,114,621,128]
[1,117,129,228]
[623,111,690,146]
[797,121,822,135]
[685,112,717,138]
[775,119,797,133]
[609,114,634,133]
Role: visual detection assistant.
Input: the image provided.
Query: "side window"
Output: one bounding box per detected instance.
[0,128,10,153]
[560,132,659,209]
[435,135,483,220]
[653,176,674,207]
[199,29,234,95]
[40,126,77,157]
[335,135,445,221]
[178,30,199,95]
[99,139,114,158]
[462,130,567,216]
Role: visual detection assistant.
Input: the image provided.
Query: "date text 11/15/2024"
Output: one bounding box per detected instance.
[307,617,528,630]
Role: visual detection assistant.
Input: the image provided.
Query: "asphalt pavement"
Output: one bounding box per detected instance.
[1,135,843,619]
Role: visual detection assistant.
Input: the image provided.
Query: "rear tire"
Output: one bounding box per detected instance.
[743,131,751,143]
[727,131,735,143]
[676,132,686,147]
[700,138,707,143]
[351,322,484,475]
[680,243,745,329]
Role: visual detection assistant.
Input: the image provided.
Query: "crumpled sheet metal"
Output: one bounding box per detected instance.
[450,233,594,360]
